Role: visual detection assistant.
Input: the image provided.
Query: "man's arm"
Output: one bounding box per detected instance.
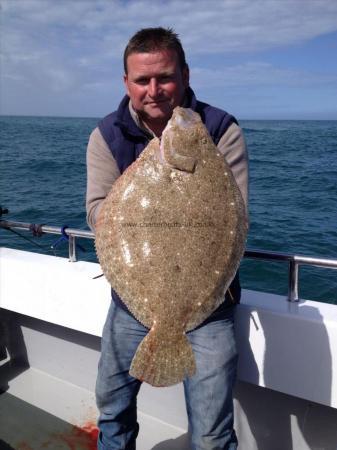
[217,122,249,217]
[86,127,121,232]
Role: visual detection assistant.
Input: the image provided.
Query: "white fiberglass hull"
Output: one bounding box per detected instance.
[1,247,336,449]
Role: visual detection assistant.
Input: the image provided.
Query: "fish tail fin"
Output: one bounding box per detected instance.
[130,329,196,387]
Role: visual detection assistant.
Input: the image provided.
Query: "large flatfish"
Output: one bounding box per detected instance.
[95,107,248,387]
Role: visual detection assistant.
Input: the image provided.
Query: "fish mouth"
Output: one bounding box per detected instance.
[172,107,200,128]
[161,107,200,136]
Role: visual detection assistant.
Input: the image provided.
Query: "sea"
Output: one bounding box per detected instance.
[1,116,336,304]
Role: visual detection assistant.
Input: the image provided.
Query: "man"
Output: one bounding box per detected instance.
[86,27,248,450]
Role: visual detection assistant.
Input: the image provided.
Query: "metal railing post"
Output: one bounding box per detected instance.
[68,235,77,262]
[288,259,299,302]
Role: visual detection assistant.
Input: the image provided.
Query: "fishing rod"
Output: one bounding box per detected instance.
[0,206,54,252]
[0,206,87,256]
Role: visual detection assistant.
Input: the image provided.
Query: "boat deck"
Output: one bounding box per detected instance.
[1,247,337,449]
[0,363,189,450]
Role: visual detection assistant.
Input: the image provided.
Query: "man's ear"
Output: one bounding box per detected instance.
[124,74,130,96]
[182,65,190,88]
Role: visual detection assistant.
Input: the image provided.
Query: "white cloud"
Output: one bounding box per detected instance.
[1,0,337,116]
[191,62,337,89]
[2,0,337,56]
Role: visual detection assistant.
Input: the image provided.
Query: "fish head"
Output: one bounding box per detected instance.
[159,107,207,173]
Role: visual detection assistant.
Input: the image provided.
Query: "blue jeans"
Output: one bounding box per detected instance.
[96,301,238,450]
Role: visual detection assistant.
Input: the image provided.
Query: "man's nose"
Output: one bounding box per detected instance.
[148,78,160,97]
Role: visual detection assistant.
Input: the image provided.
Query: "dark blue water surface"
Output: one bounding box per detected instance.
[1,116,336,303]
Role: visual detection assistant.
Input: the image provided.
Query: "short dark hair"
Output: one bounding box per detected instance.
[124,27,187,73]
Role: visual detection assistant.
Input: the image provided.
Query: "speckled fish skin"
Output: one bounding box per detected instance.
[95,107,248,387]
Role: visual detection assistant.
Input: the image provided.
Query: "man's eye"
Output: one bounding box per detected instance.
[160,76,173,83]
[135,79,149,85]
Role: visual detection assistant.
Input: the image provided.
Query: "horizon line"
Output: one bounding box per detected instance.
[1,114,336,121]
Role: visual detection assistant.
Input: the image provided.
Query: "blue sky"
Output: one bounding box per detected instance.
[1,0,337,119]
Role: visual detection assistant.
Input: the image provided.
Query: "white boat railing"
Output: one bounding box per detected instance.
[1,219,337,303]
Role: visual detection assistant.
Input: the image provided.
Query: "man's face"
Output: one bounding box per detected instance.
[124,49,189,132]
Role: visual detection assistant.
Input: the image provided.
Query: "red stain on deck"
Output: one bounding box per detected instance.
[16,444,33,450]
[17,422,99,450]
